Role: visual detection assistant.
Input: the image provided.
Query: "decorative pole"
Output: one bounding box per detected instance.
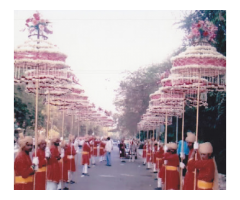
[47,91,50,139]
[194,72,201,190]
[61,105,65,190]
[180,93,185,190]
[164,112,168,190]
[68,114,74,190]
[176,116,178,143]
[33,30,40,190]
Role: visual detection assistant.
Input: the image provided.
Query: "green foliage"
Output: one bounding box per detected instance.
[14,85,46,134]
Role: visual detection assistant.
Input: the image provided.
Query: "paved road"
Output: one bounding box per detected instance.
[68,145,157,190]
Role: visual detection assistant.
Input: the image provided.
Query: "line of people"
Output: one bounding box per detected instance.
[119,138,139,163]
[14,132,111,190]
[141,132,219,190]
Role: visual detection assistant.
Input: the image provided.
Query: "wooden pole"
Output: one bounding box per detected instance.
[78,120,80,137]
[164,112,168,190]
[86,121,88,135]
[68,114,74,189]
[33,66,39,190]
[61,106,65,190]
[180,93,185,190]
[194,72,201,190]
[176,116,178,143]
[47,91,50,139]
[45,92,50,191]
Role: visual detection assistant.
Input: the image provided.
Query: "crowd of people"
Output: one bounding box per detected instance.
[14,132,113,190]
[119,138,139,162]
[140,132,218,190]
[14,131,218,190]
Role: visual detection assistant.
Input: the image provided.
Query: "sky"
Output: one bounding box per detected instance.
[14,10,188,113]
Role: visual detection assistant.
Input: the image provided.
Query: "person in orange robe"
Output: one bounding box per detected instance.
[142,141,147,165]
[158,143,169,190]
[152,142,158,173]
[99,138,106,162]
[190,142,219,190]
[13,163,15,187]
[33,135,47,190]
[14,135,35,190]
[162,142,180,190]
[146,140,152,170]
[155,142,164,189]
[81,136,92,176]
[66,134,77,184]
[58,140,69,190]
[89,138,94,167]
[92,137,101,165]
[46,134,61,190]
[181,132,197,190]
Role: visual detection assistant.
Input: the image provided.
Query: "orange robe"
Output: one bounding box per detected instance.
[162,152,180,190]
[142,144,146,158]
[93,141,100,156]
[14,151,34,190]
[156,147,164,172]
[82,142,91,165]
[66,144,76,172]
[59,152,68,182]
[47,145,61,183]
[33,149,47,190]
[193,159,215,190]
[183,149,198,190]
[146,145,151,162]
[152,146,158,164]
[89,142,93,158]
[99,142,106,156]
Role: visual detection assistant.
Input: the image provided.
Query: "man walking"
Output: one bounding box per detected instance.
[105,137,113,166]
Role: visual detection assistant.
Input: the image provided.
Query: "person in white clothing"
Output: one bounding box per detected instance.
[105,137,113,166]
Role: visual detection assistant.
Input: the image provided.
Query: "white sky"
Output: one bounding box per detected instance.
[14,10,188,113]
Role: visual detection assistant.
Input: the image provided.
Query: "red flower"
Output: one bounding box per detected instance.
[26,18,33,23]
[33,13,40,20]
[203,31,209,36]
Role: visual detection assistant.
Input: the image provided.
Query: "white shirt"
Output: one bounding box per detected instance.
[79,140,84,146]
[105,140,113,152]
[74,140,79,152]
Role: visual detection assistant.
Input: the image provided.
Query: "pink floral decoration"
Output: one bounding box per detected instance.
[23,12,53,36]
[187,20,218,44]
[39,24,45,31]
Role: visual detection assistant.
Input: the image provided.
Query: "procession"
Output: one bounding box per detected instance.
[14,9,226,191]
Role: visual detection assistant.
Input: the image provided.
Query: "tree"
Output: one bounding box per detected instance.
[114,47,186,137]
[14,85,46,135]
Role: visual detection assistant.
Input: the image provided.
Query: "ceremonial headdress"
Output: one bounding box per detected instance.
[185,132,196,143]
[69,134,75,142]
[49,129,60,143]
[167,142,177,150]
[198,142,213,154]
[37,135,46,145]
[18,135,33,149]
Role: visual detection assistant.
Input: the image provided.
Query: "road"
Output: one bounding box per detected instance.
[68,145,157,190]
[14,145,158,190]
